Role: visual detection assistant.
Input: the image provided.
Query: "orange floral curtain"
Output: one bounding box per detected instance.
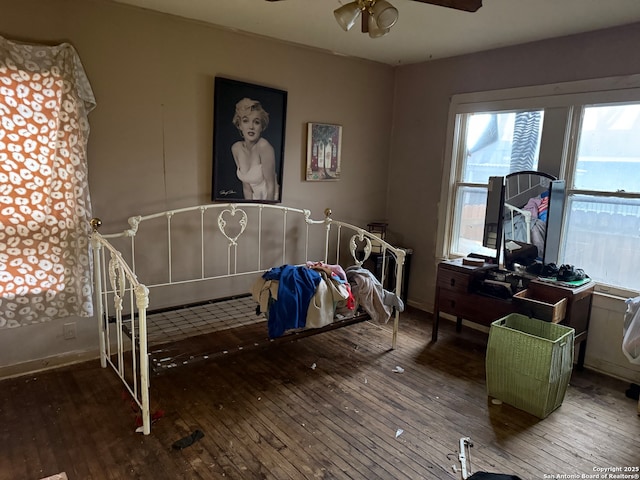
[0,36,96,328]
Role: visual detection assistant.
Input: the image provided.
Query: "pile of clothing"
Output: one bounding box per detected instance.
[252,262,404,338]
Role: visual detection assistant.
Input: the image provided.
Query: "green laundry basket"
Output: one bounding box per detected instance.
[486,314,575,418]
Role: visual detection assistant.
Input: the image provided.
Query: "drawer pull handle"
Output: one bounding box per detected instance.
[450,300,456,308]
[450,278,455,287]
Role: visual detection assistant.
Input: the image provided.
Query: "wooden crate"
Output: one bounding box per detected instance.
[513,288,567,323]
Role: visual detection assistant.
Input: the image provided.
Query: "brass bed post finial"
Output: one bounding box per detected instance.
[324,208,332,219]
[90,218,102,232]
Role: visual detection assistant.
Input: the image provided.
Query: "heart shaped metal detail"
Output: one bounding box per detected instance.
[349,233,371,265]
[217,207,248,245]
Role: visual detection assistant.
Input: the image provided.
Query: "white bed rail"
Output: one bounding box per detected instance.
[90,203,406,435]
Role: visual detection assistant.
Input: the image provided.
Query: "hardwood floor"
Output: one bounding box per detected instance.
[0,308,638,480]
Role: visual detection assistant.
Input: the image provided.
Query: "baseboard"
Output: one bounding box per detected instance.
[406,299,432,313]
[584,358,640,384]
[437,312,491,334]
[0,349,100,380]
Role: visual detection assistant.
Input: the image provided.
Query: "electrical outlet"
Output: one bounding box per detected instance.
[63,322,76,340]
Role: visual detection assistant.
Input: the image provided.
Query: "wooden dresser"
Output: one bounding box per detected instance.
[432,258,595,368]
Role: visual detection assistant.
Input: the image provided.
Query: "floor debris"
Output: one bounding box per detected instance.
[172,429,205,450]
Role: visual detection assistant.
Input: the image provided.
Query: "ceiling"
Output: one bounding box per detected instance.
[111,0,640,65]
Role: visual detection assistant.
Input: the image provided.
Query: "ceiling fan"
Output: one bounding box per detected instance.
[265,0,482,38]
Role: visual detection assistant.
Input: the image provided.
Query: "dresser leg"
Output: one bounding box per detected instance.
[431,312,439,342]
[456,317,462,333]
[576,340,586,370]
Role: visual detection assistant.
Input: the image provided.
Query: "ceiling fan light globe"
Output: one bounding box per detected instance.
[367,13,390,38]
[334,2,362,31]
[371,0,398,30]
[368,28,390,38]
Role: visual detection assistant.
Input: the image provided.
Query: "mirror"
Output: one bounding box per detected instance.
[501,171,564,271]
[483,176,505,259]
[482,170,565,271]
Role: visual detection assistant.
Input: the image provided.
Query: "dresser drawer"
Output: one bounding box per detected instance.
[438,290,514,326]
[437,267,472,293]
[438,288,467,316]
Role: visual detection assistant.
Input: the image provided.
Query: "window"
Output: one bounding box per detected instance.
[0,36,96,328]
[563,103,640,290]
[441,78,640,292]
[448,110,543,258]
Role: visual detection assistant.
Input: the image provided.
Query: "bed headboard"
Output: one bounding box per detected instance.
[90,203,406,311]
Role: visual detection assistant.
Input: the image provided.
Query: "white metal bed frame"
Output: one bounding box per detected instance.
[89,203,406,435]
[503,202,532,244]
[503,172,551,241]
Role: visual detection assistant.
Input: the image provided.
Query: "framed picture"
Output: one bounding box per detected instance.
[306,123,342,181]
[212,77,287,202]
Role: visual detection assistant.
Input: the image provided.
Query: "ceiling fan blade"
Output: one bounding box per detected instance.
[411,0,482,13]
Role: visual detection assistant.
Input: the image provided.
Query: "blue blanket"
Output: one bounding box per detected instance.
[262,265,321,338]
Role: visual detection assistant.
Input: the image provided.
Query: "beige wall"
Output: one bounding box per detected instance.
[0,0,394,374]
[2,0,640,383]
[389,24,640,383]
[389,23,640,309]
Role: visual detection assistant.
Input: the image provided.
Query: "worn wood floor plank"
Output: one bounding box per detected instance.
[152,376,251,480]
[0,381,31,479]
[253,355,413,479]
[169,371,296,480]
[192,346,372,479]
[337,323,536,476]
[0,307,638,480]
[219,360,360,479]
[267,339,447,478]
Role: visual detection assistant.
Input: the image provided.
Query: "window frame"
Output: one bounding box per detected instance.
[438,74,640,296]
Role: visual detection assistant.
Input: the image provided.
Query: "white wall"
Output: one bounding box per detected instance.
[588,294,640,382]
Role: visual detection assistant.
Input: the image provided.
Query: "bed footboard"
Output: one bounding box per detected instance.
[322,208,406,349]
[90,219,151,435]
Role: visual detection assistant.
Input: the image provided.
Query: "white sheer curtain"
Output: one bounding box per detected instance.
[0,35,96,328]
